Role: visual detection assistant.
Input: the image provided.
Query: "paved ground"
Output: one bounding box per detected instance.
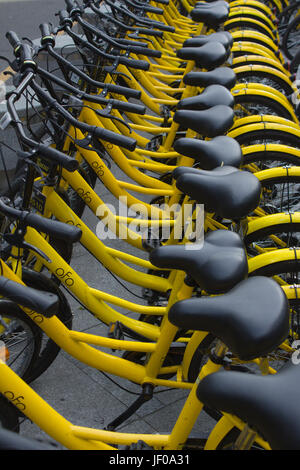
[0,0,64,63]
[0,0,216,452]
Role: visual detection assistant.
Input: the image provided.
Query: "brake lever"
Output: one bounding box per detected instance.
[128,34,154,45]
[15,150,47,178]
[3,233,52,263]
[93,103,132,133]
[103,65,132,82]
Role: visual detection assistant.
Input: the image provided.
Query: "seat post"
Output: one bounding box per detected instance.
[232,424,258,450]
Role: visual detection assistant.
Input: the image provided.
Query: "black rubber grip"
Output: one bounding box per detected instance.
[36,144,79,172]
[20,44,34,64]
[25,212,82,243]
[131,29,163,38]
[93,127,137,151]
[58,9,73,26]
[104,83,141,100]
[143,21,175,33]
[110,100,146,115]
[6,31,22,53]
[141,5,164,13]
[129,46,162,58]
[0,277,59,317]
[39,23,52,38]
[65,0,80,13]
[119,56,150,70]
[116,38,149,48]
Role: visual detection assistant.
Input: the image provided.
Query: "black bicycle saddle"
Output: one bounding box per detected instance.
[173,105,234,137]
[177,85,234,110]
[150,230,248,294]
[183,31,233,50]
[177,42,228,70]
[173,136,242,170]
[169,276,289,360]
[175,165,262,220]
[183,67,236,90]
[197,359,300,449]
[191,2,229,29]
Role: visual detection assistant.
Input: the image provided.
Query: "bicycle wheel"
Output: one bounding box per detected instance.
[230,31,279,54]
[0,302,42,382]
[255,168,300,213]
[229,124,300,149]
[233,91,297,122]
[20,268,73,384]
[234,67,296,97]
[242,144,300,170]
[281,14,300,60]
[225,17,277,41]
[228,8,277,32]
[232,55,289,74]
[245,220,300,254]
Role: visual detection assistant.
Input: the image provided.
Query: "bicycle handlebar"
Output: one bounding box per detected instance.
[37,66,146,115]
[64,4,162,58]
[58,10,150,70]
[0,198,82,244]
[30,80,137,151]
[41,40,141,100]
[0,277,59,318]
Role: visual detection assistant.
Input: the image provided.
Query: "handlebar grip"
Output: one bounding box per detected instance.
[116,38,149,48]
[106,83,141,100]
[119,56,150,70]
[25,212,82,243]
[58,9,73,27]
[16,44,37,74]
[129,46,162,58]
[20,44,34,63]
[148,22,175,33]
[93,127,137,151]
[142,5,164,13]
[111,100,146,115]
[6,31,22,54]
[36,144,79,172]
[132,29,163,38]
[65,0,80,13]
[0,277,59,317]
[39,23,52,38]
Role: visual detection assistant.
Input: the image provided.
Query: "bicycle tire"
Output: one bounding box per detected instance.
[20,268,73,384]
[281,14,300,60]
[225,18,277,41]
[245,221,300,253]
[242,145,300,168]
[229,126,300,148]
[233,92,297,122]
[0,302,42,383]
[234,68,296,97]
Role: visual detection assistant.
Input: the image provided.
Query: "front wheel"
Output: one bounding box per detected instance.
[0,302,42,382]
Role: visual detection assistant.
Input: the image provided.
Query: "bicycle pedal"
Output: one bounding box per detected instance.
[120,440,154,450]
[108,321,124,349]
